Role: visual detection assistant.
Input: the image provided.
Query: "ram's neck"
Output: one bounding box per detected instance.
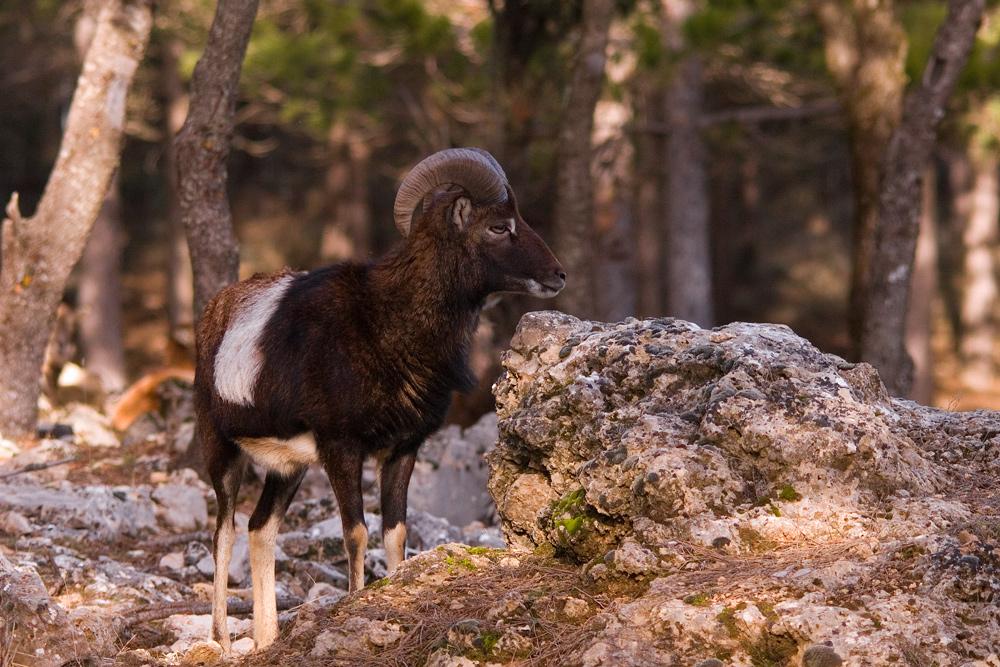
[369,241,482,369]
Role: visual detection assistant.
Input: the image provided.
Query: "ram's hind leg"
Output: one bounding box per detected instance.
[248,469,305,650]
[323,447,367,591]
[206,426,246,653]
[380,448,417,573]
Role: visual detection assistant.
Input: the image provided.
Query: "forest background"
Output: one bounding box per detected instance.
[2,0,999,438]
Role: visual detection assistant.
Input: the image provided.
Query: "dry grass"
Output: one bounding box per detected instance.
[248,539,871,667]
[254,552,627,667]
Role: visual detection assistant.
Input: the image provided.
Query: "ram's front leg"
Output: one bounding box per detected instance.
[323,446,368,591]
[379,447,417,573]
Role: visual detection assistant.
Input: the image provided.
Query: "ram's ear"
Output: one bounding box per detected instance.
[449,196,472,230]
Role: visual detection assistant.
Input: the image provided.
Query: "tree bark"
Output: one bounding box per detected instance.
[161,37,195,347]
[904,168,938,405]
[174,0,259,320]
[79,174,127,393]
[663,52,712,327]
[958,155,998,390]
[815,0,907,356]
[860,0,986,395]
[552,0,614,319]
[0,0,152,439]
[75,5,127,394]
[320,121,372,263]
[632,81,664,318]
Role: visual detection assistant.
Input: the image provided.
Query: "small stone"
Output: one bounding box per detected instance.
[0,511,33,534]
[153,483,208,532]
[306,582,345,605]
[159,551,185,570]
[802,644,844,667]
[563,596,589,619]
[695,660,724,667]
[230,637,255,655]
[180,640,223,665]
[196,553,215,577]
[499,556,520,569]
[366,620,403,647]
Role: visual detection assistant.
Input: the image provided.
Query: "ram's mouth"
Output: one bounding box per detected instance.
[526,278,564,298]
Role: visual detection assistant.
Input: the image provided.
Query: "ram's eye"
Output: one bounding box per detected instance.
[489,224,510,235]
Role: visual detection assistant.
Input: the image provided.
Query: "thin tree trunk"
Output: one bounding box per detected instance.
[162,37,194,347]
[660,0,712,327]
[905,168,938,405]
[632,83,663,318]
[959,156,998,390]
[552,0,614,319]
[663,55,712,326]
[174,0,259,320]
[0,0,151,439]
[815,0,907,357]
[79,174,127,392]
[75,5,127,394]
[860,0,986,395]
[320,121,371,262]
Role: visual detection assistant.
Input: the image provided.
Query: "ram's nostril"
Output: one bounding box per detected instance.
[557,270,567,282]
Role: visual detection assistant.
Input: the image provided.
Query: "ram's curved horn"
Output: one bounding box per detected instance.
[393,148,509,236]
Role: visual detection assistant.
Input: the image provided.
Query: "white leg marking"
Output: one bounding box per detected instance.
[211,520,235,652]
[214,274,296,406]
[237,433,318,477]
[383,523,407,573]
[346,522,368,592]
[249,514,281,650]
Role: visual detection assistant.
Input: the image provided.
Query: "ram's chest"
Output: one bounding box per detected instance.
[236,433,319,476]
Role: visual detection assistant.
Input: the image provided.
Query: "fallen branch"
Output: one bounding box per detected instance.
[121,595,304,629]
[0,457,76,480]
[140,530,212,550]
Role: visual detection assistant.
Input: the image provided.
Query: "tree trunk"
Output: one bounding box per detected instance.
[552,0,614,319]
[74,5,127,394]
[815,0,907,356]
[174,0,259,320]
[320,121,372,262]
[0,0,152,439]
[860,0,986,395]
[958,156,998,390]
[632,83,664,318]
[161,37,195,347]
[79,174,127,393]
[904,168,938,405]
[663,54,712,326]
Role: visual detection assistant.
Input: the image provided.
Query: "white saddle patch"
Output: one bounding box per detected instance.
[237,432,319,476]
[214,274,295,406]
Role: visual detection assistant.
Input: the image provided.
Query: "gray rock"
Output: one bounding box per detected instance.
[0,510,33,534]
[306,582,346,605]
[406,510,462,550]
[489,313,941,562]
[408,412,498,525]
[0,553,105,665]
[159,551,184,570]
[151,483,208,531]
[694,660,724,667]
[0,482,156,539]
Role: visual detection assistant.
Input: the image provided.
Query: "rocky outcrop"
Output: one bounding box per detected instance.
[487,312,1000,665]
[4,314,1000,666]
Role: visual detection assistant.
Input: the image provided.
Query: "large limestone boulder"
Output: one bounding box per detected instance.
[487,312,1000,665]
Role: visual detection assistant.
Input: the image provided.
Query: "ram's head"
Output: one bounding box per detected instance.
[394,147,566,299]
